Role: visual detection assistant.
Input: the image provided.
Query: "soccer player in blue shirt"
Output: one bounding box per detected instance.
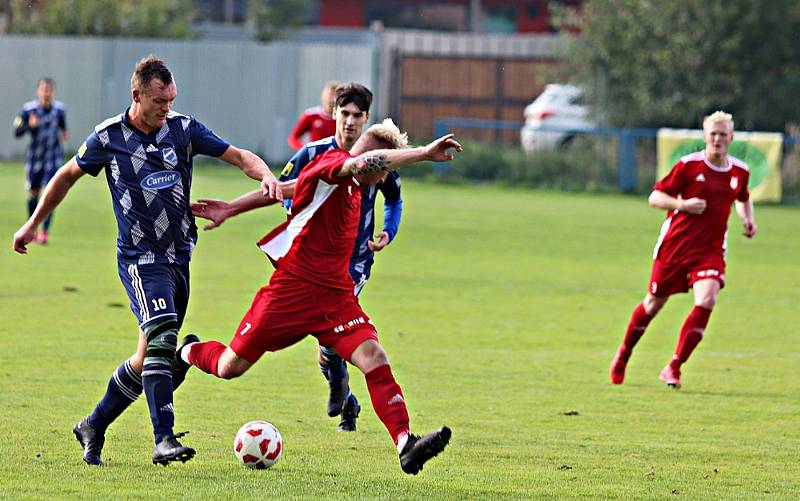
[191,83,403,432]
[13,78,69,244]
[12,55,282,466]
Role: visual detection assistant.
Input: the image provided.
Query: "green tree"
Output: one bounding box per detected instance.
[8,0,195,38]
[556,0,800,131]
[247,0,315,42]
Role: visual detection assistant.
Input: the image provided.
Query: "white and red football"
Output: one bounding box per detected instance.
[233,420,283,469]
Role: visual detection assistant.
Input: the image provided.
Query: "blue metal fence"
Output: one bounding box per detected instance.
[433,118,658,191]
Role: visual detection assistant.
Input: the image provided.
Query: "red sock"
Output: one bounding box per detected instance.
[187,341,227,378]
[671,306,711,368]
[365,364,410,445]
[620,303,654,360]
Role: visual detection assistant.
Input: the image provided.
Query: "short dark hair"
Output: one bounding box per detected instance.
[131,55,173,94]
[335,83,373,113]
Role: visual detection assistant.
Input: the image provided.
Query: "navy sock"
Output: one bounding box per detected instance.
[87,359,143,433]
[319,345,346,382]
[27,196,38,218]
[43,212,53,232]
[142,319,178,444]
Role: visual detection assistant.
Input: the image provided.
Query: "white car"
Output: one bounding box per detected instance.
[520,84,594,153]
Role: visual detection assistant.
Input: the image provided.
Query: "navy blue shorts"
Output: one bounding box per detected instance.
[349,259,372,297]
[117,261,190,330]
[25,164,57,190]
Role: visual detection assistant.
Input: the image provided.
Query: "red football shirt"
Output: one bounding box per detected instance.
[287,106,336,150]
[652,152,750,264]
[258,149,361,291]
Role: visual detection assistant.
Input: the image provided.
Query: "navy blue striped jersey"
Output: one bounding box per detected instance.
[279,135,403,280]
[76,109,230,265]
[13,100,67,174]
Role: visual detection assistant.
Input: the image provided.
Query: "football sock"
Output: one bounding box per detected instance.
[365,364,410,445]
[87,359,143,433]
[27,196,37,217]
[187,340,227,378]
[319,345,347,384]
[141,318,178,444]
[671,305,712,368]
[43,212,53,232]
[396,432,409,454]
[620,302,654,360]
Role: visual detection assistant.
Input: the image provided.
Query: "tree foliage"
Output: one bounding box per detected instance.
[8,0,195,38]
[247,0,315,42]
[556,0,800,131]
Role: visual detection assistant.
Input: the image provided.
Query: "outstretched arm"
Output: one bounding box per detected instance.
[218,145,283,202]
[648,190,706,214]
[735,198,757,238]
[13,158,85,253]
[191,181,296,231]
[337,134,462,178]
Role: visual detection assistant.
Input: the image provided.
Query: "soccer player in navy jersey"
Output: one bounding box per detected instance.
[12,55,282,466]
[192,83,403,432]
[180,122,461,474]
[13,78,69,244]
[610,111,756,389]
[287,81,338,151]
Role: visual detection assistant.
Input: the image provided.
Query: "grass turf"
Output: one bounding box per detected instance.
[0,161,798,499]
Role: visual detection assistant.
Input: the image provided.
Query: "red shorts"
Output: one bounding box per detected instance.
[648,255,726,297]
[229,270,378,364]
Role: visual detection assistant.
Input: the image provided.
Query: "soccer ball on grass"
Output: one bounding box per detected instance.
[233,420,283,469]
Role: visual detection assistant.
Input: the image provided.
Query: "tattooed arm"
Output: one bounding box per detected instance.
[337,134,463,177]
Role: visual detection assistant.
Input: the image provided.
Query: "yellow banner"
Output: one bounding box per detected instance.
[657,128,782,202]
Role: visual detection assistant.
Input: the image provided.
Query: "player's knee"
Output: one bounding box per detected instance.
[695,295,717,310]
[642,295,667,316]
[128,354,144,374]
[350,340,389,373]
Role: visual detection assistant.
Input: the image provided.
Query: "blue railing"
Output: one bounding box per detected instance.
[433,118,658,191]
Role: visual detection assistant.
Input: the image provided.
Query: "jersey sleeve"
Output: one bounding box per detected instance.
[737,169,751,202]
[287,113,312,150]
[189,118,230,157]
[315,149,353,186]
[279,146,310,182]
[75,131,107,177]
[13,109,28,138]
[379,172,403,242]
[653,161,687,196]
[58,108,67,132]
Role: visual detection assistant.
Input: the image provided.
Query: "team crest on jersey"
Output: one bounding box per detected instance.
[730,176,738,190]
[162,147,177,168]
[141,170,182,190]
[695,173,705,182]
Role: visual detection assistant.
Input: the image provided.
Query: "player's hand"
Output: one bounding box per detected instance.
[424,134,463,162]
[679,197,706,214]
[261,171,283,202]
[12,222,37,254]
[191,199,231,231]
[368,231,391,252]
[28,112,39,128]
[742,218,757,238]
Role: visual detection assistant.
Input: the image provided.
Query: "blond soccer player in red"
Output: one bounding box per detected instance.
[610,111,757,389]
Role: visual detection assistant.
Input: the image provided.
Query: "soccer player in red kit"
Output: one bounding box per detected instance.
[287,81,337,150]
[178,120,462,474]
[610,111,757,389]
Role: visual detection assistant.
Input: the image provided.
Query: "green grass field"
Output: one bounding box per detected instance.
[0,161,798,499]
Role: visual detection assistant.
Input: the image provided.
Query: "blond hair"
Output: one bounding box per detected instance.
[703,110,734,132]
[364,118,409,150]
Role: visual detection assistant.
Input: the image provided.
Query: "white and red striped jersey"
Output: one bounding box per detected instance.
[652,152,750,264]
[258,149,361,291]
